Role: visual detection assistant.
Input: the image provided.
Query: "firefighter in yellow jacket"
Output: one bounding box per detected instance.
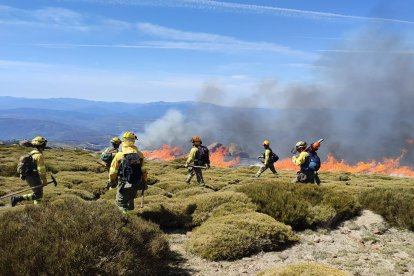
[255,140,278,177]
[185,136,210,185]
[100,137,122,170]
[108,131,147,212]
[292,140,321,184]
[11,136,48,206]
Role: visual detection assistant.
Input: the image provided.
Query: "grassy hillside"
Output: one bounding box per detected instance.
[0,144,414,273]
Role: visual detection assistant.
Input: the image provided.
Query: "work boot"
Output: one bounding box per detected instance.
[11,195,24,207]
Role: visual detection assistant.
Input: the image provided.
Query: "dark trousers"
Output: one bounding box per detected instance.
[186,167,204,184]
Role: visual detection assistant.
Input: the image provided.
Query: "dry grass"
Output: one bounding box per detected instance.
[257,262,350,276]
[1,144,414,264]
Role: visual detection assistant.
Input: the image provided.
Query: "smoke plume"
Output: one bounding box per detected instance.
[139,28,414,164]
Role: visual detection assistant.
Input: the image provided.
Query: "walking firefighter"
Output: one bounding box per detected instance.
[255,139,279,178]
[100,136,122,170]
[108,131,147,212]
[12,136,49,206]
[185,136,210,185]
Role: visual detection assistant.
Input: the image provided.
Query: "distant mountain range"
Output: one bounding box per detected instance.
[0,96,278,150]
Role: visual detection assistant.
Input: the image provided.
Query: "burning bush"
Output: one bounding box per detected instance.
[257,262,349,276]
[0,197,171,275]
[360,188,414,230]
[185,212,298,261]
[238,181,361,230]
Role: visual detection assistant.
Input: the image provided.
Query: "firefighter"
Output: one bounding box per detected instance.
[185,136,210,185]
[100,137,122,170]
[255,140,278,177]
[11,136,48,206]
[291,140,321,184]
[108,131,147,212]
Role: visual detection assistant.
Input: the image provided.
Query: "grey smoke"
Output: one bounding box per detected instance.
[139,28,414,164]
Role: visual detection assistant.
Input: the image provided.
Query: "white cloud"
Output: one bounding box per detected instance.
[73,0,414,25]
[0,4,89,30]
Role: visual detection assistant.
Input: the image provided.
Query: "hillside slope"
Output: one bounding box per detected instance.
[0,145,413,275]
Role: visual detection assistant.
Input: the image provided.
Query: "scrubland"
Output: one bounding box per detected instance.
[1,145,414,275]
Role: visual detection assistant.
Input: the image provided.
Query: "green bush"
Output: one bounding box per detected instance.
[139,191,255,230]
[360,188,414,230]
[238,182,361,230]
[139,200,196,229]
[257,262,349,276]
[0,163,18,177]
[0,197,171,275]
[189,191,253,226]
[185,212,298,261]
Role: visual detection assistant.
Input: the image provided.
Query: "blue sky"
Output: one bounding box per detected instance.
[1,0,413,105]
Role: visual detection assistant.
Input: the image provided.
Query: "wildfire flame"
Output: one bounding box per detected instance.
[277,151,414,177]
[405,138,414,145]
[144,143,414,177]
[143,144,240,167]
[210,146,240,167]
[143,144,184,161]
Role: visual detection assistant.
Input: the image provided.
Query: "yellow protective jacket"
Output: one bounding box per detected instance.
[292,151,309,166]
[109,142,147,184]
[31,149,47,185]
[263,148,271,165]
[185,146,198,165]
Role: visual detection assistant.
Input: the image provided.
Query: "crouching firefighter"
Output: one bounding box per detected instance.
[108,131,147,212]
[12,136,48,206]
[185,136,210,185]
[291,140,322,185]
[255,140,279,178]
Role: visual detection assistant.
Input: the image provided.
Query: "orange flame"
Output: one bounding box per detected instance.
[143,144,184,161]
[405,138,414,145]
[277,151,414,177]
[210,146,240,167]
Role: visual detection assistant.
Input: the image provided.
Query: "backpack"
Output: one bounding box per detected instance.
[17,153,36,180]
[196,145,210,166]
[100,148,117,166]
[119,153,142,184]
[307,151,321,171]
[268,149,279,163]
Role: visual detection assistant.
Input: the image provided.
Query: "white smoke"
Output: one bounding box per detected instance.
[138,109,193,149]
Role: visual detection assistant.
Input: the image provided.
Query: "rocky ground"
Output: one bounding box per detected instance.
[168,210,414,276]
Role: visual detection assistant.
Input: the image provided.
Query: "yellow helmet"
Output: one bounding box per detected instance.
[295,141,307,150]
[191,136,202,143]
[110,137,121,144]
[263,140,270,146]
[122,131,137,141]
[31,136,47,146]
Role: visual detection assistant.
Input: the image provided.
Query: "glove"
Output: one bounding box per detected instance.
[105,181,116,190]
[184,163,189,168]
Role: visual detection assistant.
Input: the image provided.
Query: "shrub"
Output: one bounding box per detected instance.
[185,212,298,261]
[238,182,361,230]
[257,262,349,276]
[360,188,414,230]
[138,191,255,229]
[139,200,195,229]
[0,197,171,275]
[189,191,253,226]
[0,163,18,177]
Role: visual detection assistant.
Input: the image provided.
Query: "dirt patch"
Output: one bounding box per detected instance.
[167,210,414,275]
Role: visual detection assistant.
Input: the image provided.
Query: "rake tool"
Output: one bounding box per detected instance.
[0,175,58,200]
